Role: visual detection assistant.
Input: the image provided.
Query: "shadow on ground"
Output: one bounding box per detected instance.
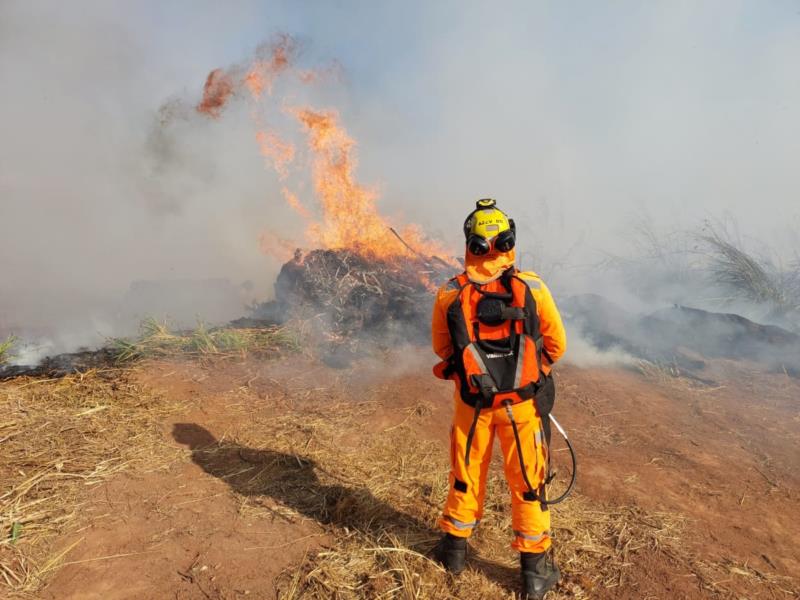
[172,422,518,593]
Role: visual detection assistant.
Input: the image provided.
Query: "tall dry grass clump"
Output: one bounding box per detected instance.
[699,225,798,313]
[693,222,800,336]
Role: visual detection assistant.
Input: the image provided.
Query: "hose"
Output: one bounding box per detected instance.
[543,413,577,505]
[502,401,539,498]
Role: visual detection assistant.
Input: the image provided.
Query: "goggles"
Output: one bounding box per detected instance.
[466,228,516,256]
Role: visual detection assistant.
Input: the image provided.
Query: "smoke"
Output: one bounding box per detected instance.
[1,1,799,364]
[561,335,638,369]
[0,2,292,350]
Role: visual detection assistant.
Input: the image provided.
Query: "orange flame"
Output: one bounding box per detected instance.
[281,187,311,219]
[290,108,451,261]
[255,130,295,179]
[258,230,298,263]
[243,69,267,99]
[244,34,296,100]
[196,69,235,118]
[199,35,298,114]
[196,34,455,267]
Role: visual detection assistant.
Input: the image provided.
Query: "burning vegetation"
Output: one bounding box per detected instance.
[261,248,452,342]
[193,35,458,341]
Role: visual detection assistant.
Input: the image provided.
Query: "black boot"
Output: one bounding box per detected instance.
[520,551,560,599]
[432,533,467,574]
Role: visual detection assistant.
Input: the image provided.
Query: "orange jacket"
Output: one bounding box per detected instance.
[431,257,567,375]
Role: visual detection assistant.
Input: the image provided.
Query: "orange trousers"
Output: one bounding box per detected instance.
[439,396,551,553]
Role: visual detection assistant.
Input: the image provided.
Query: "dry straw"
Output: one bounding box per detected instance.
[0,369,184,597]
[2,335,797,598]
[185,393,794,599]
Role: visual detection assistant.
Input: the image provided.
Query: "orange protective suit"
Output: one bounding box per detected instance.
[432,248,567,553]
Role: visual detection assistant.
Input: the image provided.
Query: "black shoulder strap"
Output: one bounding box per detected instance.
[512,275,542,340]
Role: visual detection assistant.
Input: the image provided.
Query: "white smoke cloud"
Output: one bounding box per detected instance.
[1,1,798,360]
[0,1,291,346]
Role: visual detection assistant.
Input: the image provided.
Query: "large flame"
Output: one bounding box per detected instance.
[195,34,454,266]
[290,108,449,261]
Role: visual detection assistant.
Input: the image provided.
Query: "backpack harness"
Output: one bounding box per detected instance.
[434,267,550,505]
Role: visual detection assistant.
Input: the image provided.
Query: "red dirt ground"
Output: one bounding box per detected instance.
[41,351,800,599]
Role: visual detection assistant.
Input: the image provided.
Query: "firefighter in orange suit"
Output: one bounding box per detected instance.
[431,199,567,599]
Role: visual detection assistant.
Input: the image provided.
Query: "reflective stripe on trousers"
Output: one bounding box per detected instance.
[439,395,551,553]
[443,515,479,530]
[514,529,550,543]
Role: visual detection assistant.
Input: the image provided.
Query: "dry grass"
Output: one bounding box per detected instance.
[188,382,798,599]
[0,368,184,596]
[182,397,700,599]
[635,359,722,393]
[689,557,799,598]
[2,352,797,598]
[700,225,799,315]
[112,318,302,363]
[636,359,685,384]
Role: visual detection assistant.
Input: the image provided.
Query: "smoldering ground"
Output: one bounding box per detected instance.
[1,1,799,368]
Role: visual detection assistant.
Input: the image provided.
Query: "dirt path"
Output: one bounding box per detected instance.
[41,353,800,599]
[559,362,800,580]
[40,359,337,600]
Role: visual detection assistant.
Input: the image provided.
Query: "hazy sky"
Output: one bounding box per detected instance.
[1,1,799,337]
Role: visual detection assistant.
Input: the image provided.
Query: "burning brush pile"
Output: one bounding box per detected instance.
[187,34,458,344]
[255,246,454,341]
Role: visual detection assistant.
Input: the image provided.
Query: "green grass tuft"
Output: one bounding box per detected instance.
[112,319,300,364]
[0,335,16,366]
